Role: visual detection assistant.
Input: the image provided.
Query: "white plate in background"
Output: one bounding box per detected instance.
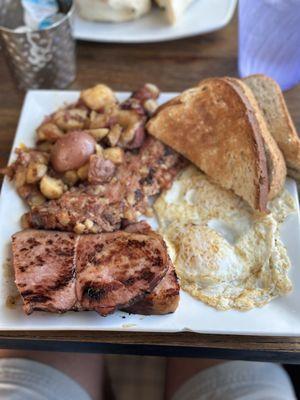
[0,89,300,336]
[73,0,237,43]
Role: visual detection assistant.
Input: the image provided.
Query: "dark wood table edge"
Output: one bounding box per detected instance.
[0,332,298,362]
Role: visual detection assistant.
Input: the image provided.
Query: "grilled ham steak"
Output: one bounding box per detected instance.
[124,259,179,315]
[12,230,77,314]
[123,221,180,315]
[76,230,168,315]
[12,228,171,316]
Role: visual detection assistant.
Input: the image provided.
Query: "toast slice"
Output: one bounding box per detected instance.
[244,74,300,180]
[155,0,194,24]
[224,78,286,200]
[147,77,272,211]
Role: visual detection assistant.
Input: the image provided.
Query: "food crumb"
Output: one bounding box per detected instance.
[3,258,13,278]
[122,323,137,328]
[5,294,21,309]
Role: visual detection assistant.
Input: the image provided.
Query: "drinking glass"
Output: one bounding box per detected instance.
[238,0,300,91]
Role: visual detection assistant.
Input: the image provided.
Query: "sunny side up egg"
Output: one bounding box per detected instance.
[154,165,296,311]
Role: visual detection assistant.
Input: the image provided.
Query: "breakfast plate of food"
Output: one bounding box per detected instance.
[1,75,300,335]
[73,0,237,43]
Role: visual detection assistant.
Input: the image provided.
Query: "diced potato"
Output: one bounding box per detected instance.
[37,122,64,142]
[95,144,103,156]
[37,142,53,152]
[84,219,94,230]
[53,108,88,131]
[74,222,86,234]
[58,211,71,226]
[127,192,135,206]
[103,147,125,164]
[143,99,158,115]
[86,128,109,141]
[124,208,135,221]
[144,83,160,99]
[17,184,33,200]
[26,162,47,184]
[63,170,78,186]
[80,84,116,111]
[14,166,27,189]
[77,163,89,180]
[116,109,141,144]
[27,193,46,207]
[89,112,110,129]
[107,125,122,146]
[40,175,64,199]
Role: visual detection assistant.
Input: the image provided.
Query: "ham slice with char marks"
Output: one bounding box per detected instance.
[12,226,176,316]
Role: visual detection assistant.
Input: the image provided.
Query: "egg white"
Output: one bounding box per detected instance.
[154,165,296,311]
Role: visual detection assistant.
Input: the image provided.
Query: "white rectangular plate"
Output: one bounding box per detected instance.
[0,90,300,336]
[73,0,237,43]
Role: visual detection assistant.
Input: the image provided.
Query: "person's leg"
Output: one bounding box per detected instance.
[165,358,296,400]
[165,358,222,400]
[0,349,104,400]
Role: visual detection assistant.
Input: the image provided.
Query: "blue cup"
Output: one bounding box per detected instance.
[238,0,300,91]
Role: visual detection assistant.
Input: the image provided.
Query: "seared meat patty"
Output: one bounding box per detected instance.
[24,137,185,233]
[12,230,77,314]
[76,230,168,315]
[123,221,180,315]
[124,259,179,315]
[12,228,170,316]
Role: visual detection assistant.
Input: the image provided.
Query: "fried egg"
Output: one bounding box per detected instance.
[154,165,296,311]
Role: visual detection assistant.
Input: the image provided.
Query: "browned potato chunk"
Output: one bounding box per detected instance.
[103,147,124,164]
[143,99,158,115]
[58,211,71,226]
[37,142,53,152]
[40,175,64,199]
[26,162,47,184]
[53,108,88,131]
[28,193,46,207]
[86,128,109,141]
[107,125,122,146]
[144,83,160,99]
[77,163,89,180]
[116,110,143,145]
[95,144,103,156]
[74,222,86,234]
[63,170,78,186]
[37,123,64,142]
[14,166,27,189]
[80,84,116,111]
[89,110,115,129]
[51,131,96,173]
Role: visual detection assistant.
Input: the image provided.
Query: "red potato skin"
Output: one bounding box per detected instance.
[51,131,96,172]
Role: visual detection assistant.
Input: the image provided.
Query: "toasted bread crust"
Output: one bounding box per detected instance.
[147,77,269,211]
[244,74,300,178]
[224,77,286,200]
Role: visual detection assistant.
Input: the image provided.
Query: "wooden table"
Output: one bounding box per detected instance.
[1,16,300,362]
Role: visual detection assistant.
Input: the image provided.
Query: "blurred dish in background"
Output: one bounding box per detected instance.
[73,0,236,43]
[75,0,195,25]
[75,0,152,23]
